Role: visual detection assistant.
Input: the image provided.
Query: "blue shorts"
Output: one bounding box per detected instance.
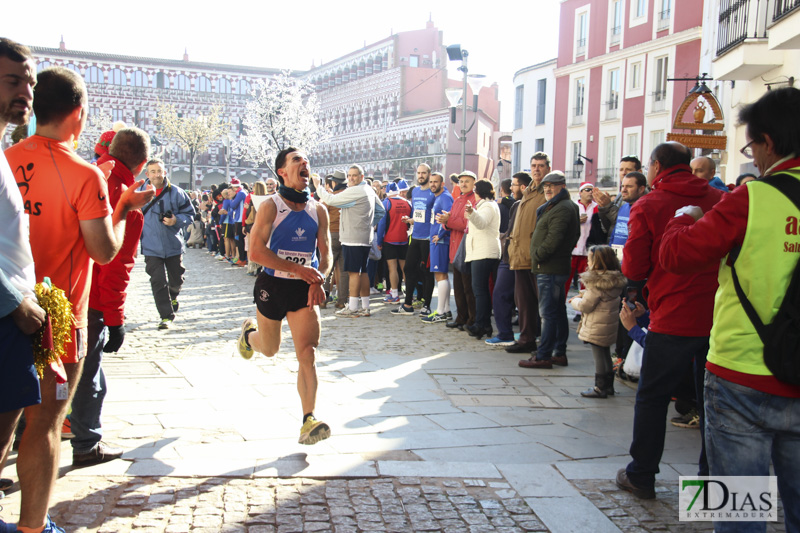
[430,242,450,273]
[0,314,41,412]
[342,244,370,273]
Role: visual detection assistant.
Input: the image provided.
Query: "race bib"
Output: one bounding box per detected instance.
[413,209,426,223]
[274,249,313,279]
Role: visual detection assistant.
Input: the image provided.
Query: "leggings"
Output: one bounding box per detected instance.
[590,343,613,374]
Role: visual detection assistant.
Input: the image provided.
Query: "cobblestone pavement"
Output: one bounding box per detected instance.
[0,250,786,532]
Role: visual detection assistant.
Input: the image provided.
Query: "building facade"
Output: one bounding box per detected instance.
[706,0,800,183]
[512,58,557,173]
[9,22,500,190]
[551,0,703,189]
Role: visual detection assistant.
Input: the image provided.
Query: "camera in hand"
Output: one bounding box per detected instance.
[160,210,174,221]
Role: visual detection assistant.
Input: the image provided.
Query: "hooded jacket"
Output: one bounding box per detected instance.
[571,269,628,346]
[530,188,580,275]
[508,184,546,270]
[622,164,723,336]
[89,154,144,327]
[138,178,195,258]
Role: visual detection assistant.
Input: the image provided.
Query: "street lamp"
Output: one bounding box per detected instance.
[446,44,486,173]
[574,153,593,181]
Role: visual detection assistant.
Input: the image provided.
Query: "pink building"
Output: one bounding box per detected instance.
[552,0,703,189]
[305,21,501,182]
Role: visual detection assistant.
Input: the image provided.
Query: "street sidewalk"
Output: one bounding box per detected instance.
[0,250,785,532]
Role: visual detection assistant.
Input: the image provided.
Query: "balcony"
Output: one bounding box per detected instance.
[651,91,667,113]
[769,0,800,49]
[576,38,587,57]
[610,26,622,45]
[605,95,619,120]
[657,9,671,31]
[572,107,585,126]
[714,0,783,79]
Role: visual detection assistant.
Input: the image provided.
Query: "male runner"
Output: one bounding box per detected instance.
[237,147,332,445]
[422,172,453,323]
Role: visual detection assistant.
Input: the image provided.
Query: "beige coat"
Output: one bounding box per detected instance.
[507,185,546,270]
[570,270,627,347]
[465,198,501,262]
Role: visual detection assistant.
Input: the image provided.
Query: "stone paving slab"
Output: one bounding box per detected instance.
[0,251,787,532]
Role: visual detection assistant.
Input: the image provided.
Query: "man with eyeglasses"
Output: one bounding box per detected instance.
[659,87,800,531]
[613,141,723,500]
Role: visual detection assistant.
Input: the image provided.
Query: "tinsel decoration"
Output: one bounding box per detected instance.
[32,281,73,379]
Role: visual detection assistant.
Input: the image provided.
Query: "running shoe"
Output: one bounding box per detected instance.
[412,299,424,309]
[419,306,432,316]
[238,318,257,359]
[357,308,371,317]
[42,515,65,533]
[335,308,361,318]
[384,294,401,303]
[298,415,331,445]
[369,287,380,295]
[61,417,74,439]
[670,409,700,429]
[421,312,448,324]
[390,304,415,315]
[485,336,516,347]
[171,299,179,313]
[158,318,172,330]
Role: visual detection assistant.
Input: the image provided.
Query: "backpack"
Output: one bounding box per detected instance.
[731,173,800,385]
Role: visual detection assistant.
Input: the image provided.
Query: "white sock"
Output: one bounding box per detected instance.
[437,279,451,314]
[349,297,359,311]
[391,289,398,298]
[361,296,370,310]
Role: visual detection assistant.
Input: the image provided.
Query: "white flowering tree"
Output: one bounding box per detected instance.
[237,70,333,176]
[155,103,228,184]
[77,111,113,159]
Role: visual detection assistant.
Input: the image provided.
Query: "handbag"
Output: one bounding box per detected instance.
[452,236,467,273]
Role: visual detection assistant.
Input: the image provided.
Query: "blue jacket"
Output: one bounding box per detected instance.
[138,179,195,258]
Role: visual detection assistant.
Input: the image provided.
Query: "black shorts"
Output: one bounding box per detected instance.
[342,244,370,273]
[382,243,408,261]
[254,272,310,320]
[0,315,41,412]
[224,223,235,238]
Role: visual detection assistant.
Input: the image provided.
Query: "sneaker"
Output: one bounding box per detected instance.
[369,287,380,295]
[335,307,361,318]
[158,318,172,330]
[670,409,700,429]
[377,283,385,290]
[298,415,331,445]
[238,318,257,359]
[421,312,448,324]
[419,306,432,316]
[217,255,227,261]
[72,442,123,467]
[384,294,401,303]
[42,515,66,533]
[61,417,74,439]
[485,336,516,347]
[390,304,415,315]
[412,299,424,309]
[171,299,179,313]
[444,311,453,320]
[357,308,371,317]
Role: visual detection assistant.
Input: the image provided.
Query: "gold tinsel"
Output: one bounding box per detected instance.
[32,282,73,379]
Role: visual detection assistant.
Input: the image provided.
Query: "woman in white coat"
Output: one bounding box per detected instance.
[464,180,502,339]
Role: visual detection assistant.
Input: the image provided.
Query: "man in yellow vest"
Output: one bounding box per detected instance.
[660,87,800,532]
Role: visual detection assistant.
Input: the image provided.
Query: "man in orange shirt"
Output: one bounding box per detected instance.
[5,66,153,533]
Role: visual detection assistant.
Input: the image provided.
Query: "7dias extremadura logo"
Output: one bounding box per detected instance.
[679,477,778,522]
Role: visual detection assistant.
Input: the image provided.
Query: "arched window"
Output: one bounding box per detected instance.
[37,61,51,72]
[131,70,147,87]
[237,79,251,94]
[156,72,168,89]
[109,68,127,85]
[197,76,212,92]
[216,78,231,94]
[64,63,80,73]
[175,74,190,91]
[84,66,103,84]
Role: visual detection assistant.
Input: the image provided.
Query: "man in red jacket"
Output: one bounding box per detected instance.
[615,142,724,499]
[436,171,477,330]
[71,127,151,467]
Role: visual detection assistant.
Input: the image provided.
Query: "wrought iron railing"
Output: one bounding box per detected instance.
[610,26,622,45]
[773,0,800,20]
[657,9,671,30]
[576,38,587,55]
[717,0,752,56]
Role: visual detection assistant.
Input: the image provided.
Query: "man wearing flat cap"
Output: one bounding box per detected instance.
[519,170,580,369]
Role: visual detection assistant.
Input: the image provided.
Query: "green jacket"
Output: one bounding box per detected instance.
[530,188,580,275]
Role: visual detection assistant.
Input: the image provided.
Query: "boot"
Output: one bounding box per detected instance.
[605,371,616,396]
[580,374,608,398]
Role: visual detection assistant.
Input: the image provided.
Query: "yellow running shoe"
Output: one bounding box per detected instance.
[238,318,257,360]
[298,415,330,445]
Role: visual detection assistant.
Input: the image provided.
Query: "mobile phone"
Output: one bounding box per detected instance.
[626,288,637,310]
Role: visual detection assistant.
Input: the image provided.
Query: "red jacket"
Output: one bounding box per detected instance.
[88,154,144,327]
[445,190,476,262]
[622,164,724,336]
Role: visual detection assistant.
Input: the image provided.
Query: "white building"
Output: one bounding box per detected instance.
[511,58,557,173]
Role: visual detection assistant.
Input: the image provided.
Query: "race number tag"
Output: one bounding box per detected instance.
[413,209,426,223]
[56,382,69,401]
[274,249,313,279]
